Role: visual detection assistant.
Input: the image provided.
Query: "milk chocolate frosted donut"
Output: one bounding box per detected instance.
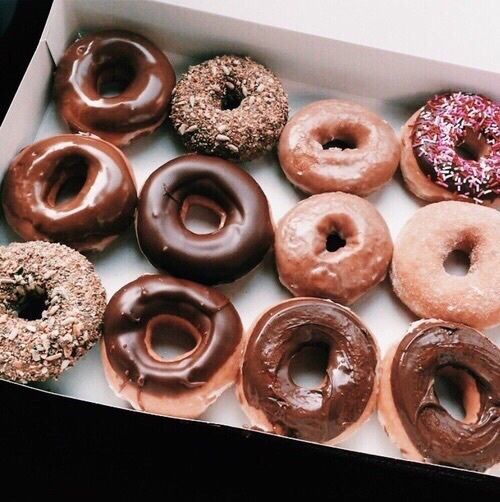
[170,55,288,161]
[391,201,500,328]
[401,92,500,207]
[278,100,400,196]
[102,274,243,418]
[237,298,379,443]
[0,241,106,383]
[2,134,137,252]
[275,192,392,304]
[136,154,274,285]
[54,30,176,147]
[378,319,500,472]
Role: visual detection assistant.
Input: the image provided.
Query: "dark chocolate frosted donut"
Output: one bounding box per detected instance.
[101,274,243,418]
[2,134,137,252]
[378,319,500,472]
[136,154,274,285]
[54,30,176,147]
[170,55,288,161]
[237,298,379,444]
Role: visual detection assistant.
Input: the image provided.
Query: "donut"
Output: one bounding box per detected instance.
[391,201,500,329]
[2,134,137,252]
[136,154,274,285]
[0,241,106,383]
[275,192,392,305]
[278,100,400,196]
[169,55,288,161]
[401,92,500,207]
[101,274,243,418]
[54,30,176,147]
[237,298,379,443]
[378,319,500,472]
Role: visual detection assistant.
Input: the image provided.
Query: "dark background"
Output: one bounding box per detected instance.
[0,0,498,497]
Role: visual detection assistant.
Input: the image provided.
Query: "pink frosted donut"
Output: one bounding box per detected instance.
[391,201,500,328]
[378,319,500,472]
[401,92,500,207]
[278,99,400,196]
[275,192,393,305]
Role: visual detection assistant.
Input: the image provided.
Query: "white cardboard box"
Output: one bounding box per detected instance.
[0,0,499,476]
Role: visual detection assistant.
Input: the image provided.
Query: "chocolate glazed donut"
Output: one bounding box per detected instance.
[378,320,500,472]
[136,154,274,285]
[54,30,176,147]
[2,134,137,252]
[237,298,379,444]
[101,274,243,418]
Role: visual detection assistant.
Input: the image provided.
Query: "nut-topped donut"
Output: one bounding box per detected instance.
[2,134,137,252]
[275,192,393,305]
[401,92,500,206]
[378,319,500,472]
[170,55,288,161]
[0,241,106,383]
[54,30,176,147]
[237,298,379,443]
[136,154,274,285]
[278,100,400,196]
[101,274,243,418]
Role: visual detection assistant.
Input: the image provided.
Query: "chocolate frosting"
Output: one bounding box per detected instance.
[136,154,274,285]
[241,298,378,442]
[103,274,242,396]
[54,30,175,145]
[2,134,137,249]
[391,320,500,471]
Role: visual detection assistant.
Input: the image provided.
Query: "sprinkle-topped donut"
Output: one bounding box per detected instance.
[401,92,500,205]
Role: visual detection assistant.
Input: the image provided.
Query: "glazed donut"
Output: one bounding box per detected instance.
[0,241,106,383]
[275,192,392,305]
[391,201,500,328]
[101,274,243,418]
[2,134,137,252]
[378,319,500,472]
[136,154,274,285]
[54,30,176,147]
[278,100,400,196]
[237,298,379,443]
[401,92,500,207]
[169,55,288,161]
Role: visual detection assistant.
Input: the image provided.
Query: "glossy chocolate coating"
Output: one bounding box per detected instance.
[54,30,175,146]
[2,134,137,250]
[103,274,242,396]
[241,298,378,442]
[136,154,274,285]
[391,320,500,471]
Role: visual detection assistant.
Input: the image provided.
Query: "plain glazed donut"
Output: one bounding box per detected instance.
[2,134,137,253]
[237,298,379,444]
[391,201,500,328]
[101,274,243,418]
[54,30,176,147]
[278,100,400,196]
[275,192,392,305]
[401,92,500,207]
[136,154,274,285]
[170,55,288,161]
[378,319,500,472]
[0,241,106,383]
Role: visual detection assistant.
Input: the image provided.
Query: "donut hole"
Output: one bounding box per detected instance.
[96,60,136,98]
[444,249,471,276]
[16,290,48,321]
[221,86,244,111]
[289,343,329,389]
[181,195,226,235]
[322,137,357,151]
[455,130,491,161]
[147,315,199,362]
[47,155,89,207]
[434,366,480,423]
[326,232,346,252]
